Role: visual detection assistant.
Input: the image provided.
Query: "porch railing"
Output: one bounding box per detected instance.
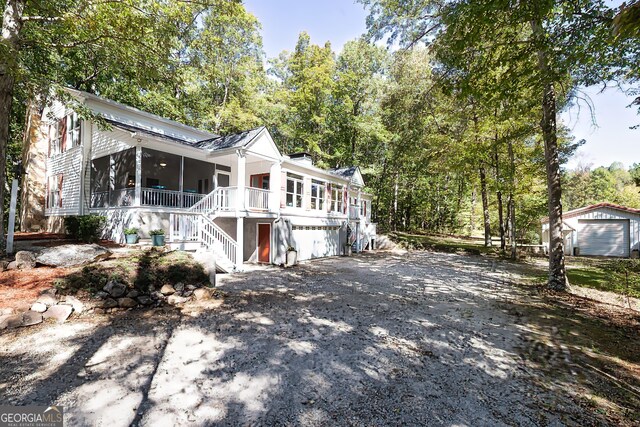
[169,213,237,266]
[246,187,269,210]
[91,188,205,209]
[189,187,237,214]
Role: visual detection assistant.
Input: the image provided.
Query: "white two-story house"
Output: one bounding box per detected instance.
[22,89,377,272]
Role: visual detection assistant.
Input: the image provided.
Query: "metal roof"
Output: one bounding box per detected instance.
[194,127,265,151]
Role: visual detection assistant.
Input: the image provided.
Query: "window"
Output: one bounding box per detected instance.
[250,173,270,190]
[49,113,81,156]
[310,180,325,210]
[332,185,344,213]
[286,173,304,208]
[47,174,63,209]
[361,200,367,216]
[67,113,81,147]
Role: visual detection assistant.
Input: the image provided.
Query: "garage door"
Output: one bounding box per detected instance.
[578,219,629,257]
[292,226,340,261]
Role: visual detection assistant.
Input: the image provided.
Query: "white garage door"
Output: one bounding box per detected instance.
[578,219,629,257]
[292,226,340,261]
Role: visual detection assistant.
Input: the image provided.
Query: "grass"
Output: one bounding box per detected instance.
[54,249,210,295]
[389,231,640,299]
[390,231,497,256]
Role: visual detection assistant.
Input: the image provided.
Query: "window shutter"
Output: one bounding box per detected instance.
[58,174,64,207]
[343,188,347,214]
[280,171,287,208]
[45,177,50,208]
[59,117,67,152]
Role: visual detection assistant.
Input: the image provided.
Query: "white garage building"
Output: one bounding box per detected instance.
[542,203,640,258]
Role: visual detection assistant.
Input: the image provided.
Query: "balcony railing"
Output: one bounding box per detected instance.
[246,187,269,210]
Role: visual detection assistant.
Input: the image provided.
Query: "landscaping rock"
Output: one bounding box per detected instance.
[103,281,127,298]
[6,261,17,270]
[42,305,73,323]
[118,297,138,308]
[36,244,112,268]
[193,288,212,300]
[15,251,37,269]
[36,293,58,307]
[126,290,139,299]
[185,284,197,291]
[160,284,175,296]
[136,295,153,306]
[174,282,185,292]
[22,311,43,326]
[0,261,9,271]
[30,302,48,313]
[99,298,118,309]
[167,294,189,305]
[0,314,23,329]
[0,307,15,316]
[63,296,85,314]
[94,291,110,300]
[40,288,57,296]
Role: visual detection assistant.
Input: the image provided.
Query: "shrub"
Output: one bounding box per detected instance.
[124,227,139,235]
[64,215,106,243]
[149,229,165,235]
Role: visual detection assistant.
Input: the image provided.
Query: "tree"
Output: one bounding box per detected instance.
[361,0,622,291]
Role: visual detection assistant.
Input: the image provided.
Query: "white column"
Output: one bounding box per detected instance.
[236,150,246,213]
[269,161,281,212]
[135,146,142,206]
[179,156,184,208]
[236,217,244,270]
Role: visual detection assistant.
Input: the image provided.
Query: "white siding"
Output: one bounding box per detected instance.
[45,146,83,216]
[91,127,135,159]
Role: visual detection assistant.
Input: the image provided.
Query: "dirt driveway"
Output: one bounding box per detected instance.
[0,252,632,426]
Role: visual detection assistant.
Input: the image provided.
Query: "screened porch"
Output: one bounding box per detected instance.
[90,147,224,209]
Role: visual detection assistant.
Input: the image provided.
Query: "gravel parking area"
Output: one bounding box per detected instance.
[0,251,617,426]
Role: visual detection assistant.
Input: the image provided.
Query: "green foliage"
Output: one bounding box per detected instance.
[563,163,640,210]
[64,215,106,243]
[149,229,165,236]
[124,228,139,235]
[59,250,209,294]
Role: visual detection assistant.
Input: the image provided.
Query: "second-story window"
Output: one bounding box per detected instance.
[286,173,304,208]
[67,113,81,147]
[332,185,344,213]
[49,113,81,156]
[310,180,325,210]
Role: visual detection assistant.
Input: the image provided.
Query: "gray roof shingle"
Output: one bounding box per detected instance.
[195,126,265,151]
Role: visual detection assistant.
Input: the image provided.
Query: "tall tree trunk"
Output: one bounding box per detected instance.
[470,186,476,236]
[494,141,505,250]
[507,139,517,260]
[393,173,399,232]
[531,19,567,291]
[1,0,26,251]
[479,166,491,247]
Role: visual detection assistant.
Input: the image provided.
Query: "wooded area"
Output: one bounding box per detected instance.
[1,0,638,290]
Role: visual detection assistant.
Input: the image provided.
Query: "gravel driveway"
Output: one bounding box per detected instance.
[0,252,596,426]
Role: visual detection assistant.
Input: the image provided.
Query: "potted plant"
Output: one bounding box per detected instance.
[124,227,139,244]
[286,246,297,267]
[150,229,165,246]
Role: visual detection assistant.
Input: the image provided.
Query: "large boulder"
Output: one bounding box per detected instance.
[103,281,127,298]
[15,251,37,269]
[42,305,73,323]
[36,244,112,268]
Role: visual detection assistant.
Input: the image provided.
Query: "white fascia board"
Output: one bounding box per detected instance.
[64,87,217,141]
[281,160,350,184]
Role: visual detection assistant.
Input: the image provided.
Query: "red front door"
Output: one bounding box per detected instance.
[258,223,271,263]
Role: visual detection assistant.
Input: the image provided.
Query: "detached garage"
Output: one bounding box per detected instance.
[542,203,640,258]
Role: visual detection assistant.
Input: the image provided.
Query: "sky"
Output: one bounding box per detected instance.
[243,0,639,171]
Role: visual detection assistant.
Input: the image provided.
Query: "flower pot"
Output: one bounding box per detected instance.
[125,234,138,244]
[286,250,297,267]
[151,234,165,246]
